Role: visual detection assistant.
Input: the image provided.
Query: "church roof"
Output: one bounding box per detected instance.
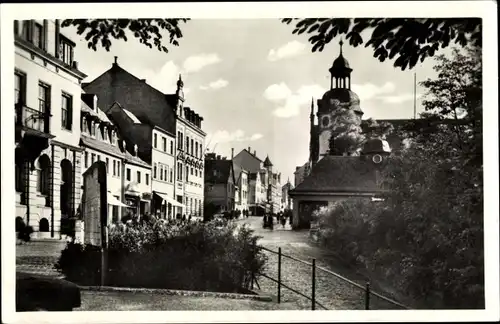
[319,88,362,114]
[290,155,390,195]
[332,54,351,70]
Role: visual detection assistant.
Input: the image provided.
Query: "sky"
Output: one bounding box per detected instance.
[62,19,453,185]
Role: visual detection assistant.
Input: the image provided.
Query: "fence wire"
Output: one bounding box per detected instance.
[256,245,409,310]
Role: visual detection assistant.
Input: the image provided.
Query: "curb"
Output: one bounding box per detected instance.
[79,285,273,302]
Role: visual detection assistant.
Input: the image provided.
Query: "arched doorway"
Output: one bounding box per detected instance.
[37,154,51,206]
[60,159,73,217]
[39,218,49,232]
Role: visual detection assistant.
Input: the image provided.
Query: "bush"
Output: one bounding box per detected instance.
[315,194,484,309]
[55,220,267,293]
[17,220,34,243]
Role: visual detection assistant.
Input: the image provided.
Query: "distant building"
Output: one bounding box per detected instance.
[15,19,87,238]
[232,147,281,215]
[281,180,294,211]
[204,153,235,213]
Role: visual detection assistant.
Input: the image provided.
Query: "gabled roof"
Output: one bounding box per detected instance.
[205,159,234,184]
[291,155,390,194]
[83,63,176,135]
[123,108,142,124]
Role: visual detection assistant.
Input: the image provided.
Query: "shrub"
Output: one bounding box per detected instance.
[55,219,267,293]
[17,221,34,243]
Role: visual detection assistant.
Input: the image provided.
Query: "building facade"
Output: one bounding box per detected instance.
[281,180,294,211]
[204,153,235,214]
[82,58,186,218]
[232,147,281,215]
[171,76,206,218]
[233,162,249,213]
[14,19,87,238]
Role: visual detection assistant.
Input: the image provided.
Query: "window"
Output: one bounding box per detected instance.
[191,167,194,176]
[146,174,149,185]
[14,72,26,105]
[60,38,74,65]
[33,23,43,49]
[191,139,194,155]
[170,141,174,154]
[154,133,157,148]
[153,163,157,178]
[186,136,190,153]
[102,128,108,141]
[160,165,163,181]
[61,93,72,130]
[177,162,183,181]
[170,169,173,183]
[195,169,198,177]
[126,168,131,181]
[186,165,189,181]
[38,82,50,113]
[164,167,167,181]
[163,137,167,152]
[91,153,96,164]
[177,131,181,149]
[195,141,198,158]
[199,143,203,157]
[137,171,141,183]
[105,158,109,173]
[84,152,88,168]
[117,161,121,177]
[37,155,50,195]
[97,155,101,161]
[113,160,116,176]
[19,20,30,41]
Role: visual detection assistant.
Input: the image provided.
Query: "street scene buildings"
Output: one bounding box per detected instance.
[8,13,491,315]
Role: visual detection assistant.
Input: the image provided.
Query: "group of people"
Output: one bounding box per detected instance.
[262,211,292,230]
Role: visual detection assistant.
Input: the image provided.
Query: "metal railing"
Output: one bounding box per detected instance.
[254,246,410,310]
[16,104,50,133]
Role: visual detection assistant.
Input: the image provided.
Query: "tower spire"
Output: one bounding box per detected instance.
[310,97,314,118]
[339,38,344,55]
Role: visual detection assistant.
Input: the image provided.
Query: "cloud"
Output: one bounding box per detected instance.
[379,93,422,104]
[200,79,229,90]
[263,82,292,101]
[351,82,396,101]
[264,82,326,118]
[208,130,264,146]
[133,60,181,94]
[250,133,263,141]
[268,41,306,61]
[183,53,221,73]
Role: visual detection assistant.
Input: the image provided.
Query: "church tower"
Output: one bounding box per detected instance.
[175,74,185,118]
[315,39,364,161]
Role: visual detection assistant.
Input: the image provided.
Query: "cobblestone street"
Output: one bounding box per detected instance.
[16,240,67,277]
[237,216,406,310]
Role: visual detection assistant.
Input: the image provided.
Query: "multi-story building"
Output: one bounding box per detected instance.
[14,19,87,238]
[232,147,282,215]
[82,58,184,218]
[204,153,235,213]
[281,180,294,211]
[233,157,249,213]
[169,76,206,218]
[247,171,265,216]
[79,93,152,222]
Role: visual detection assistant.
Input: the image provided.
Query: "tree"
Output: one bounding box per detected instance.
[328,108,365,156]
[361,118,395,140]
[61,19,189,53]
[281,18,481,70]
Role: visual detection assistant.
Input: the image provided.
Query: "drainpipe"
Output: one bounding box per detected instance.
[50,143,54,237]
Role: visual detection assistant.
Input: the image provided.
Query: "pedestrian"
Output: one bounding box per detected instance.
[188,215,192,222]
[280,214,286,228]
[182,214,186,222]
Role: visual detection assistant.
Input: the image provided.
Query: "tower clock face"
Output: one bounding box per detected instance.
[321,116,330,127]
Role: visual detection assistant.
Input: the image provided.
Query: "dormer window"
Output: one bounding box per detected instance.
[59,35,74,66]
[33,23,43,49]
[102,126,108,141]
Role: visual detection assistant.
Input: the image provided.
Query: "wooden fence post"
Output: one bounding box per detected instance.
[277,247,282,303]
[312,258,316,310]
[365,281,371,310]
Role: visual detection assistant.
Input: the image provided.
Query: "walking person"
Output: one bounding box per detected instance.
[280,214,286,228]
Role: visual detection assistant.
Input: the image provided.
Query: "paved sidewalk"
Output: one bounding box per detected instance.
[16,240,67,277]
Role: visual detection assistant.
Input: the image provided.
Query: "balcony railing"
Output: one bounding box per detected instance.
[16,104,50,133]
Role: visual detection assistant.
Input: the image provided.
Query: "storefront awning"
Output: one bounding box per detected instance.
[107,193,128,207]
[154,191,185,208]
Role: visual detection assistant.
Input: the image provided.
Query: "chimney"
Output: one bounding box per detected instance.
[93,95,98,111]
[253,150,256,156]
[141,79,146,83]
[248,146,251,152]
[134,144,138,157]
[231,148,234,159]
[114,56,118,65]
[72,61,79,70]
[216,155,221,160]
